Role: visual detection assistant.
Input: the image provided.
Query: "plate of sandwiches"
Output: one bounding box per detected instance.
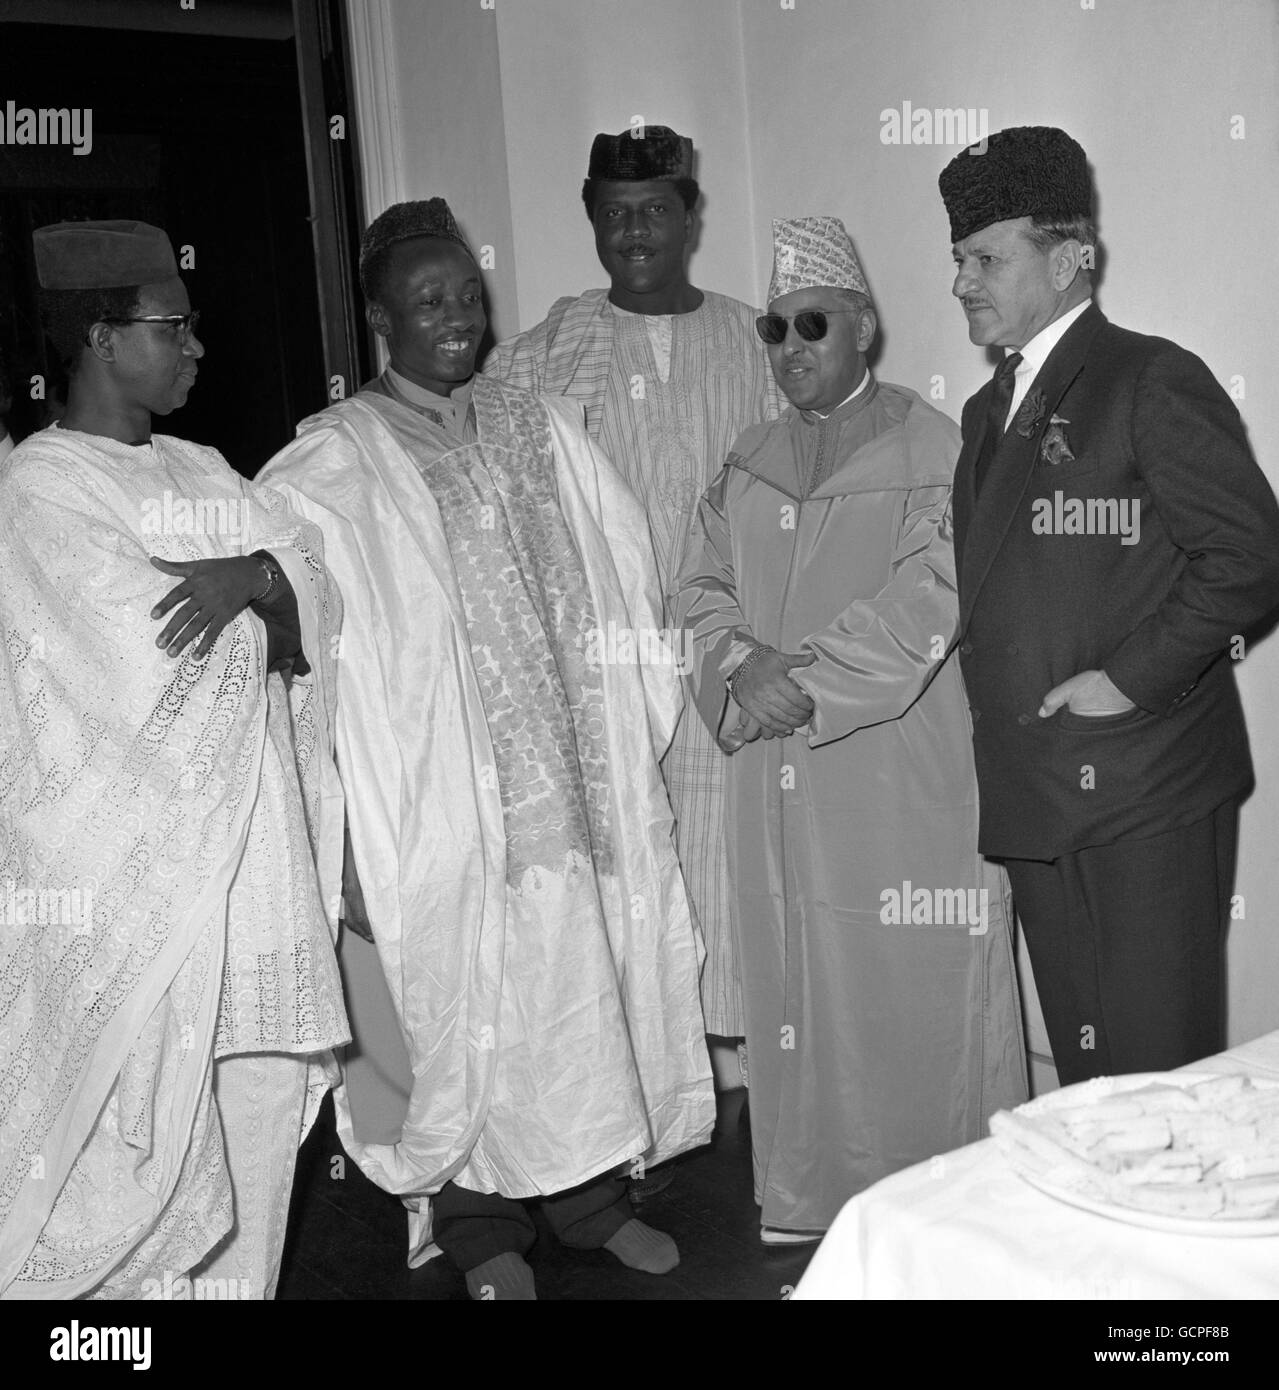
[989,1071,1279,1236]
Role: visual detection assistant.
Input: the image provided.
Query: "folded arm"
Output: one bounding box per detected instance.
[249,552,306,675]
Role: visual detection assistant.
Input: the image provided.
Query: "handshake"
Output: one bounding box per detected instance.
[720,645,817,753]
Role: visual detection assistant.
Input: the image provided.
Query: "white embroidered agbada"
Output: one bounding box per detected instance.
[260,374,715,1261]
[0,426,348,1299]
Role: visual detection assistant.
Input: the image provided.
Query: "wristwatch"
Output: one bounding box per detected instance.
[250,549,282,604]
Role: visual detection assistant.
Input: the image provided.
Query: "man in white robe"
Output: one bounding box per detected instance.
[0,221,348,1300]
[261,199,715,1300]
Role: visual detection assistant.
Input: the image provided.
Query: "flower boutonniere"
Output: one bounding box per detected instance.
[1013,387,1047,439]
[1039,415,1076,466]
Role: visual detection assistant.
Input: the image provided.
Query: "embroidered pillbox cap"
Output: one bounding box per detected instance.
[768,215,870,303]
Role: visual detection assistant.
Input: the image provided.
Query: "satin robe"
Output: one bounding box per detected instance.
[676,378,1027,1232]
[261,376,715,1263]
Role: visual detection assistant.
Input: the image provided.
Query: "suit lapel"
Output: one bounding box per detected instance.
[959,304,1107,629]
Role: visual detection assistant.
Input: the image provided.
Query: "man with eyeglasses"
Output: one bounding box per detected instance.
[676,216,1026,1242]
[487,125,778,1098]
[0,219,348,1298]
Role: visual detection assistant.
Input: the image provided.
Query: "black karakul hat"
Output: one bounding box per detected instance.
[939,126,1092,244]
[586,125,694,182]
[358,198,472,290]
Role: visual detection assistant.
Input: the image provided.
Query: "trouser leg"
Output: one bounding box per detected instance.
[1005,800,1237,1084]
[193,1050,311,1300]
[432,1182,536,1272]
[538,1170,632,1249]
[1004,853,1111,1084]
[1076,800,1235,1073]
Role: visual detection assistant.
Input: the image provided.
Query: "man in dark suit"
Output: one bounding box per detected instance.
[937,126,1279,1084]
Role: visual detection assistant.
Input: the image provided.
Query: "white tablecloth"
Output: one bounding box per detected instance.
[793,1031,1279,1299]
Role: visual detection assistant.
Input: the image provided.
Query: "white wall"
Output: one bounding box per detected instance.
[353,0,1279,1048]
[349,0,519,339]
[493,0,760,327]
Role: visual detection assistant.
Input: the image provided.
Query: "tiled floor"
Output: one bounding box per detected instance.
[277,1086,815,1300]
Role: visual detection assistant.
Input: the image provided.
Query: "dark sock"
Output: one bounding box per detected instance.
[464,1251,537,1300]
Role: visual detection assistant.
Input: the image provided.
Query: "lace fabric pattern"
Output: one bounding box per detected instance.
[216,479,347,1059]
[182,1050,314,1301]
[0,428,346,1296]
[49,920,233,1300]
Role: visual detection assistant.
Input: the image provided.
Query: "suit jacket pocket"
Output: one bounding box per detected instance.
[1055,704,1149,732]
[1035,452,1098,480]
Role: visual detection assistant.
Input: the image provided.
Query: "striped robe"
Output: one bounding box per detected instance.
[487,288,779,1035]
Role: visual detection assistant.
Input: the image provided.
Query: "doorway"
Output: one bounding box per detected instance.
[0,0,370,477]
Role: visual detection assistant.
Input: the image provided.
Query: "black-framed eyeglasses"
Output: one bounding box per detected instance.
[755,308,857,345]
[101,311,201,343]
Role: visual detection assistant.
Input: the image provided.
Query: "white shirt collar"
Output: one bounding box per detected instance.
[1010,298,1092,378]
[1002,298,1091,429]
[808,367,873,420]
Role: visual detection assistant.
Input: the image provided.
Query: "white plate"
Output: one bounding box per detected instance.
[1007,1071,1279,1238]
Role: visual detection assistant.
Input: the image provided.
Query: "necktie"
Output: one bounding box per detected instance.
[973,351,1023,497]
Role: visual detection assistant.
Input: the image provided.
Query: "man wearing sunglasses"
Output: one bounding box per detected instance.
[0,219,348,1298]
[676,216,1026,1242]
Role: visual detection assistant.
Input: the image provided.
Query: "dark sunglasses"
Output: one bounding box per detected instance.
[755,308,858,345]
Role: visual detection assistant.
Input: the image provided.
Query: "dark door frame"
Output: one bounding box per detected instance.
[292,0,373,399]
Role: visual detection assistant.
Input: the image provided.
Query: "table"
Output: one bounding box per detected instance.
[792,1031,1279,1299]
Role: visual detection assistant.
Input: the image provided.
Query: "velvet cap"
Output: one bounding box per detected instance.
[586,125,694,182]
[359,198,473,289]
[33,219,178,290]
[939,125,1092,244]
